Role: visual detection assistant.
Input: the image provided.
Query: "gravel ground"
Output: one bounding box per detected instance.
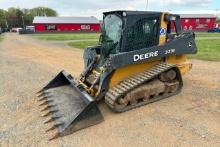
[0,33,220,147]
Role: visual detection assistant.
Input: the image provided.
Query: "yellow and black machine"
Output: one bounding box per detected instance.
[37,11,197,139]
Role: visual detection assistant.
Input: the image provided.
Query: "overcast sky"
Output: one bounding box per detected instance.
[0,0,219,19]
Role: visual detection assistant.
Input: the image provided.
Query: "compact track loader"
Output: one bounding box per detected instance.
[37,11,197,140]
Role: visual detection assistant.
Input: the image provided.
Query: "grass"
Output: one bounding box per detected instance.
[32,32,219,40]
[195,32,220,37]
[0,35,3,41]
[66,33,220,61]
[30,32,220,61]
[31,32,100,49]
[31,33,100,41]
[190,39,220,61]
[67,41,98,49]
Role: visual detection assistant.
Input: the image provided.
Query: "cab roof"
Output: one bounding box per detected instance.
[103,10,162,16]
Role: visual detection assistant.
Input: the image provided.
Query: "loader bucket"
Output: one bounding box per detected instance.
[37,71,103,140]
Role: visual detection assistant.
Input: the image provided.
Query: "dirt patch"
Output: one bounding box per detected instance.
[0,33,220,147]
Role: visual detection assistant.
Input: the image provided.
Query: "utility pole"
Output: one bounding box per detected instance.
[22,16,25,29]
[4,11,8,28]
[162,0,165,11]
[215,9,219,16]
[44,1,47,16]
[146,0,149,10]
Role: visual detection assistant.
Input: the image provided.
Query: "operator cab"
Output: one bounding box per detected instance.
[100,11,162,57]
[100,11,182,57]
[83,11,183,70]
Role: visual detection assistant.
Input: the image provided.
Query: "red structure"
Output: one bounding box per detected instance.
[179,14,216,31]
[33,16,100,32]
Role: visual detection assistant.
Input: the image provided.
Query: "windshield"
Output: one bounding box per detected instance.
[102,14,122,56]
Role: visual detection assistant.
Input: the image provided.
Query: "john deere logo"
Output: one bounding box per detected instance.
[134,51,159,62]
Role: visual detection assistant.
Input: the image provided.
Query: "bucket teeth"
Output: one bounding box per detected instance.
[42,111,52,117]
[46,123,62,132]
[44,116,61,124]
[41,105,54,112]
[42,110,58,117]
[38,97,46,102]
[37,91,50,97]
[49,132,60,141]
[39,99,53,106]
[38,96,48,102]
[37,92,44,98]
[39,101,48,106]
[36,89,46,94]
[38,95,50,102]
[44,118,53,124]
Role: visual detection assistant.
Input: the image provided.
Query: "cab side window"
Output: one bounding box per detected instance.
[125,17,159,51]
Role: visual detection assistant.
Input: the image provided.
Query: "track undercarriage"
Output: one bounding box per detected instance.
[105,63,183,112]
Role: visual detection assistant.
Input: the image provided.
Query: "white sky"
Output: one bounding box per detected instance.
[0,0,219,19]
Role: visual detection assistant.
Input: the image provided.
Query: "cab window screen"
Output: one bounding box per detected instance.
[125,17,159,51]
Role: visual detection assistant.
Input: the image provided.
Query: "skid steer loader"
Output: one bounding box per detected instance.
[37,11,197,140]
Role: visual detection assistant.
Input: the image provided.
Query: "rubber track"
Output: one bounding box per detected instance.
[105,62,182,112]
